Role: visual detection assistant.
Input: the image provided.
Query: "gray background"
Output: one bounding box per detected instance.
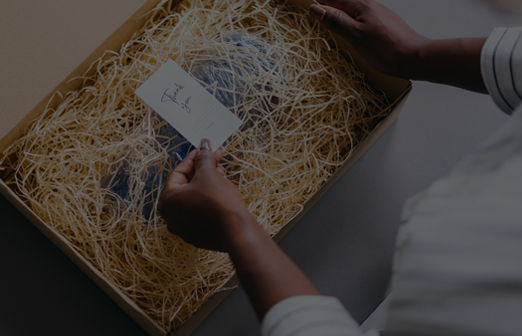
[1,1,521,335]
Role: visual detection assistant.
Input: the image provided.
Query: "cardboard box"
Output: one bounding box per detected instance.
[0,0,411,335]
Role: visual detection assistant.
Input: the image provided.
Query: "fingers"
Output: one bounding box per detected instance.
[194,139,216,174]
[309,4,327,21]
[163,149,198,191]
[164,139,225,193]
[214,148,225,177]
[216,165,226,177]
[317,0,366,17]
[309,4,358,36]
[214,147,224,164]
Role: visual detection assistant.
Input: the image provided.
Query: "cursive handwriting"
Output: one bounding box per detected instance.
[181,96,191,112]
[161,84,191,113]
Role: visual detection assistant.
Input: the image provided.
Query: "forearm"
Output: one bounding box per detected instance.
[408,37,488,93]
[222,213,320,319]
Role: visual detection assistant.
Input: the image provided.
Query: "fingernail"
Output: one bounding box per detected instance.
[199,138,212,151]
[309,4,326,21]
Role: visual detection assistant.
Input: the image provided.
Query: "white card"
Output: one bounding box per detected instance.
[135,59,242,149]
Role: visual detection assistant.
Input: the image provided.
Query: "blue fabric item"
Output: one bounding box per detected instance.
[102,31,277,219]
[101,117,193,220]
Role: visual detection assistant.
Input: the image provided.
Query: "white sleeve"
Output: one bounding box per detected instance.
[261,295,380,336]
[384,109,522,335]
[481,27,522,114]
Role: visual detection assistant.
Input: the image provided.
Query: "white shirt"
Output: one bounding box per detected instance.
[262,27,522,336]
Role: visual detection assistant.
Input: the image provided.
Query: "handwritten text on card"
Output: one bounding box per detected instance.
[135,60,242,149]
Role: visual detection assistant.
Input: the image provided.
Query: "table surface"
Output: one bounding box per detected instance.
[1,1,521,335]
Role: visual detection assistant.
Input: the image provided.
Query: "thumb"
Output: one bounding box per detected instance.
[309,4,358,37]
[194,138,216,174]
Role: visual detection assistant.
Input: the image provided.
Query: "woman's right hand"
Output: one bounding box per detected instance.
[159,139,255,252]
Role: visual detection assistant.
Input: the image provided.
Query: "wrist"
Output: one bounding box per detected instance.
[399,36,433,80]
[218,210,265,253]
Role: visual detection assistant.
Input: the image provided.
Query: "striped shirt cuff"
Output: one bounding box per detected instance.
[481,27,522,115]
[261,295,368,336]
